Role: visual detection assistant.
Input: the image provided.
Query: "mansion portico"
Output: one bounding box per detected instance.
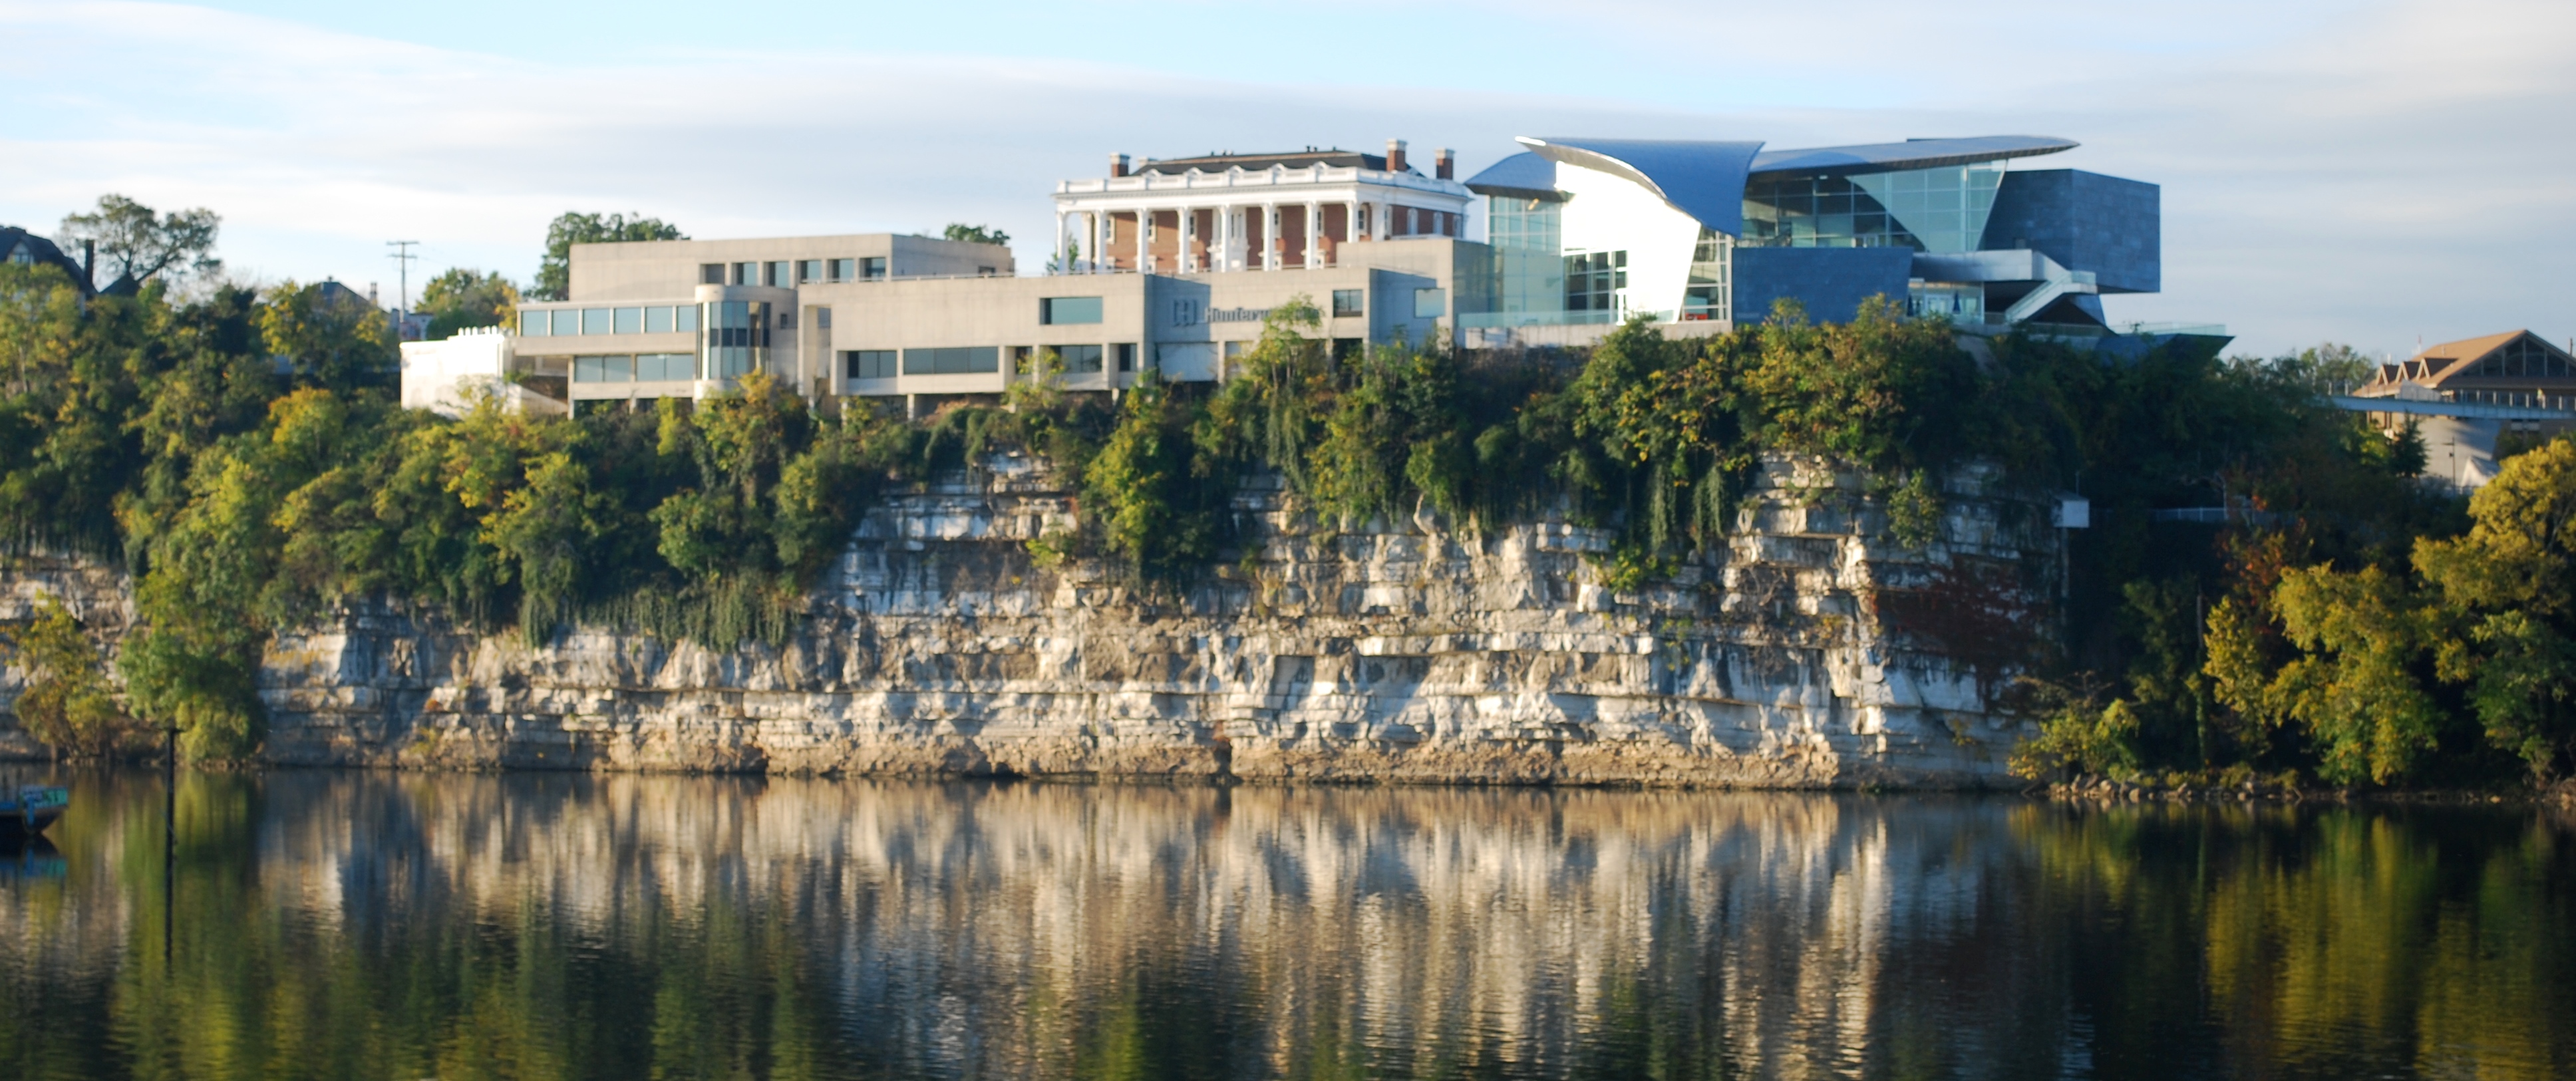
[1052,140,1474,274]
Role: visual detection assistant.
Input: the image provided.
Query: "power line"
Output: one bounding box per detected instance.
[385,240,420,323]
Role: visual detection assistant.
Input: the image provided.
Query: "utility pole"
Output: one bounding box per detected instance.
[387,240,419,337]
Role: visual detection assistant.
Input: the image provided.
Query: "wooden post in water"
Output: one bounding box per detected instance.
[163,725,176,967]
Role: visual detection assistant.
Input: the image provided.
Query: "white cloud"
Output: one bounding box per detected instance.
[0,0,2569,355]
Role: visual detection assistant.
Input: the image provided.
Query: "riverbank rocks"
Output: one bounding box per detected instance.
[3,455,2058,787]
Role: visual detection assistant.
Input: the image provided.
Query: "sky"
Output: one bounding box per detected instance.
[1,0,2570,358]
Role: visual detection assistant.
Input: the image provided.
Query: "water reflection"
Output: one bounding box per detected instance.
[0,772,2569,1079]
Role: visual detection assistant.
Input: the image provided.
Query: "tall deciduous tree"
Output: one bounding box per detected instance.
[417,269,520,339]
[56,194,222,293]
[532,213,685,301]
[2415,439,2576,778]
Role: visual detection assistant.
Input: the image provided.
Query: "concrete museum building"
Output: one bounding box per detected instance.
[403,132,2182,414]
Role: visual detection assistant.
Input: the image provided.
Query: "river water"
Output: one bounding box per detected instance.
[0,770,2569,1079]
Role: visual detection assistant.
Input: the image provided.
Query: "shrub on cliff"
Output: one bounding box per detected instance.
[1,595,141,758]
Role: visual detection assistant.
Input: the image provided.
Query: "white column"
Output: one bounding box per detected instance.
[1347,200,1362,250]
[1088,211,1105,275]
[1054,211,1068,273]
[1181,207,1198,272]
[1263,204,1279,270]
[1305,200,1321,268]
[1139,206,1154,274]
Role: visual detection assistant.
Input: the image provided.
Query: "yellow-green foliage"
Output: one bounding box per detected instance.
[1,595,136,757]
[1,241,2533,784]
[2203,439,2576,785]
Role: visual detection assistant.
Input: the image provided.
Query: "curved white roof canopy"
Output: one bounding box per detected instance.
[1514,136,1765,236]
[1478,134,2082,237]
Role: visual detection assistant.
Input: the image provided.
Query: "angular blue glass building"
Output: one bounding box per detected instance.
[1463,134,2173,341]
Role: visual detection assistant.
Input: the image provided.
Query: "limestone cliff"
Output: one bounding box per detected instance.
[3,455,2054,786]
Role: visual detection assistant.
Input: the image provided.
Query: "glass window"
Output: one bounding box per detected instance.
[573,355,603,383]
[1060,344,1103,373]
[830,258,854,281]
[862,257,887,281]
[581,308,611,335]
[1114,343,1135,372]
[700,263,724,285]
[634,353,681,381]
[901,347,1001,375]
[603,354,633,381]
[1222,341,1245,360]
[1041,296,1104,325]
[1331,289,1364,317]
[844,350,899,381]
[1413,288,1446,319]
[675,306,699,332]
[520,310,550,336]
[613,307,643,334]
[798,259,822,283]
[768,261,790,287]
[733,262,756,285]
[645,307,673,333]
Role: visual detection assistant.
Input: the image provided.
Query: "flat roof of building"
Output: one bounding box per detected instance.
[1138,149,1404,175]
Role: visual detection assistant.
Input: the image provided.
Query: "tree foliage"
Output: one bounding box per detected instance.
[0,208,2557,786]
[417,269,520,339]
[55,194,221,293]
[941,224,1011,247]
[0,595,136,757]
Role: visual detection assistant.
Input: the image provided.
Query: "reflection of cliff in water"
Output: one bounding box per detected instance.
[1,774,2570,1080]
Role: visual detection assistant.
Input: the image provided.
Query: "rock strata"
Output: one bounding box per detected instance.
[3,456,2052,786]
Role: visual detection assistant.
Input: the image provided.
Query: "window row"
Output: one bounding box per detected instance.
[571,353,697,383]
[840,343,1145,381]
[522,305,699,337]
[699,257,886,287]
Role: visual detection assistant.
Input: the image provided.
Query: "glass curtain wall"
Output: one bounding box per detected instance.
[703,301,770,380]
[1486,196,1566,317]
[1740,161,2007,253]
[1683,229,1731,322]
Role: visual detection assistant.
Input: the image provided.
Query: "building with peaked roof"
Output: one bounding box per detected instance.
[2349,331,2576,488]
[2354,330,2576,407]
[0,226,94,295]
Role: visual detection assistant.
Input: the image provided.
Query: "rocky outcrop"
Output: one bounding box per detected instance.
[3,456,2055,786]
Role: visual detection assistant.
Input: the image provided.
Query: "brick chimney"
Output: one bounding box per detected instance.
[1110,153,1131,178]
[1385,138,1408,174]
[1434,148,1454,180]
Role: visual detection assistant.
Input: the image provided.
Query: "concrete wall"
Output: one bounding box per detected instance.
[1980,170,2160,295]
[567,234,1014,301]
[1733,247,1913,324]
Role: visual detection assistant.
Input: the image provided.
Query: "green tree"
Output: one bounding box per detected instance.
[416,268,520,339]
[2414,438,2576,778]
[260,280,397,390]
[0,595,134,758]
[55,194,222,293]
[941,223,1011,247]
[532,212,685,301]
[2264,563,2450,785]
[2257,342,2379,393]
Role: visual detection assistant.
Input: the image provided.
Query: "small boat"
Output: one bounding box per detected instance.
[1,786,69,840]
